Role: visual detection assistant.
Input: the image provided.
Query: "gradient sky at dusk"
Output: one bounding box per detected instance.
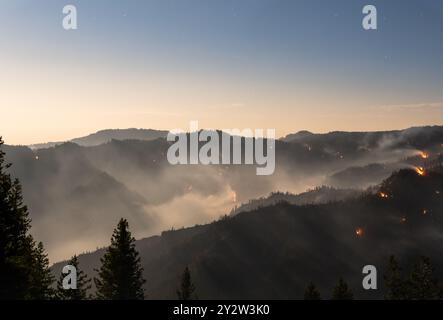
[1,0,443,144]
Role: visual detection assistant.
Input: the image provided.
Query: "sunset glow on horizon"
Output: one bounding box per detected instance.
[1,0,442,145]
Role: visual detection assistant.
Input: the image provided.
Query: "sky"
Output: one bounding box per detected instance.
[0,0,443,145]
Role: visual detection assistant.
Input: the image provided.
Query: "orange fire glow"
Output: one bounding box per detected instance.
[379,192,389,198]
[419,151,429,159]
[355,228,364,237]
[414,166,425,176]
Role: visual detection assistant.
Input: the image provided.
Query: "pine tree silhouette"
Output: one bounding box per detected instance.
[57,255,92,300]
[0,137,54,299]
[304,282,321,300]
[27,242,55,299]
[94,218,146,299]
[332,277,353,300]
[384,255,408,300]
[177,266,196,300]
[407,256,441,300]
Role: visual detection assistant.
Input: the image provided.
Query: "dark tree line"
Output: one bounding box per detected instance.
[0,137,54,299]
[56,219,197,300]
[384,255,443,300]
[0,137,151,300]
[304,278,354,300]
[304,255,443,300]
[54,218,147,300]
[56,255,92,300]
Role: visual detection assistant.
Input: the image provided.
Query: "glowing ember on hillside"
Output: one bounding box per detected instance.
[419,151,429,159]
[379,192,389,198]
[414,166,425,176]
[355,228,364,237]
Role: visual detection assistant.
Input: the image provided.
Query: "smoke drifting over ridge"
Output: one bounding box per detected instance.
[2,126,442,262]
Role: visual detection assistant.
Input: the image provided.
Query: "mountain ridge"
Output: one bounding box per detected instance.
[3,125,441,262]
[29,128,169,149]
[27,125,443,150]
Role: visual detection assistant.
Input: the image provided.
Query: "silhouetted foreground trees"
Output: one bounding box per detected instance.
[384,255,443,300]
[302,256,443,300]
[94,218,146,299]
[177,266,196,300]
[332,278,354,300]
[56,255,91,300]
[1,138,146,300]
[304,282,321,300]
[304,278,354,300]
[0,137,54,299]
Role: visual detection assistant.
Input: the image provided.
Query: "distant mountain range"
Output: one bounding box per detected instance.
[28,125,443,150]
[2,125,442,263]
[29,128,169,149]
[282,126,443,148]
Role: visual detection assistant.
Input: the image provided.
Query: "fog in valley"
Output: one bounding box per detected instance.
[2,126,441,262]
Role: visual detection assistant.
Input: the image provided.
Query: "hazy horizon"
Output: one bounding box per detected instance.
[2,124,442,147]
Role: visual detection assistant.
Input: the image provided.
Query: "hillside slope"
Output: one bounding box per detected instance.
[52,167,443,299]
